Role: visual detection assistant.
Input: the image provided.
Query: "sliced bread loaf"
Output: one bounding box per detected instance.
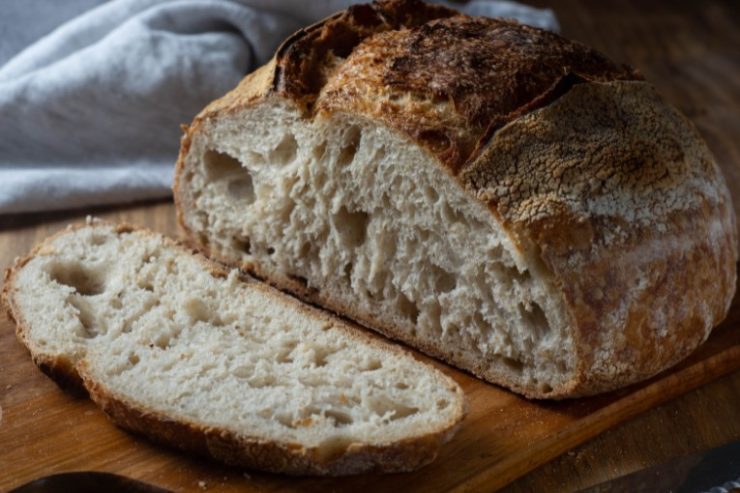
[2,221,465,475]
[173,0,738,398]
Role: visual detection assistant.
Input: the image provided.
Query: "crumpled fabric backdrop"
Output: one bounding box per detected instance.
[0,0,557,214]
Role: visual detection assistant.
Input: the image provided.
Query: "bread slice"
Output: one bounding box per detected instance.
[2,220,465,475]
[174,0,738,398]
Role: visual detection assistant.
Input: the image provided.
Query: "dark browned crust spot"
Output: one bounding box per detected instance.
[274,0,455,110]
[319,14,641,171]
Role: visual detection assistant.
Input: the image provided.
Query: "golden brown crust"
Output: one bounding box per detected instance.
[173,0,738,398]
[317,15,640,172]
[274,0,455,110]
[176,0,638,173]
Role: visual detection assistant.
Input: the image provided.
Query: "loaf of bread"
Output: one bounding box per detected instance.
[174,0,738,398]
[2,221,465,475]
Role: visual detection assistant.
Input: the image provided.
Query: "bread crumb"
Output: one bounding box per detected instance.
[243,472,251,480]
[198,480,207,489]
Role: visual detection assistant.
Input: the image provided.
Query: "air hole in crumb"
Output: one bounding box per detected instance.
[227,176,255,203]
[343,262,353,281]
[395,382,409,390]
[275,413,296,429]
[142,253,159,265]
[128,353,140,366]
[370,397,418,421]
[247,375,276,388]
[518,302,550,339]
[154,334,171,350]
[299,374,329,387]
[203,149,244,181]
[540,383,554,394]
[362,359,382,371]
[437,399,450,410]
[50,262,105,296]
[472,312,487,333]
[441,201,466,225]
[431,265,456,293]
[426,302,443,335]
[397,293,419,324]
[493,263,531,288]
[246,150,265,165]
[325,409,353,427]
[333,206,369,248]
[138,279,154,292]
[90,234,108,246]
[233,366,252,378]
[235,237,251,255]
[313,347,335,367]
[425,186,439,204]
[337,126,361,167]
[299,243,312,257]
[501,356,524,374]
[312,169,328,190]
[271,134,298,165]
[446,323,461,337]
[68,296,99,338]
[313,141,327,160]
[184,298,211,323]
[266,247,275,255]
[276,341,298,364]
[389,404,418,421]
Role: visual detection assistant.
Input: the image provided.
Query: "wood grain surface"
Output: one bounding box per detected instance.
[1,1,739,492]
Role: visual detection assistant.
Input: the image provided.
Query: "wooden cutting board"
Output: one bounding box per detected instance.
[1,206,739,493]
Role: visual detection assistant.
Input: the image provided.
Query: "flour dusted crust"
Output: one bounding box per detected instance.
[174,0,738,397]
[463,82,738,393]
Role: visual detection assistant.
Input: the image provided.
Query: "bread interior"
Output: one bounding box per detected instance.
[12,224,462,454]
[179,100,575,396]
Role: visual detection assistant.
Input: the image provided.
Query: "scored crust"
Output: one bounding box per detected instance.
[174,0,738,397]
[2,221,466,475]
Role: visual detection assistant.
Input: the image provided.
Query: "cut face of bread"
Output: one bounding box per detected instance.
[179,106,571,397]
[3,222,465,475]
[175,1,738,398]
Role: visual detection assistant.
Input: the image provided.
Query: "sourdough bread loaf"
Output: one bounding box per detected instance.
[2,221,465,475]
[174,0,738,398]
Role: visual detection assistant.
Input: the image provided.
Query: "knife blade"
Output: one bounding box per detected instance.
[9,471,172,493]
[577,438,740,493]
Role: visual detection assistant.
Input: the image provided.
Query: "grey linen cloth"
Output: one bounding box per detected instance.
[0,0,557,214]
